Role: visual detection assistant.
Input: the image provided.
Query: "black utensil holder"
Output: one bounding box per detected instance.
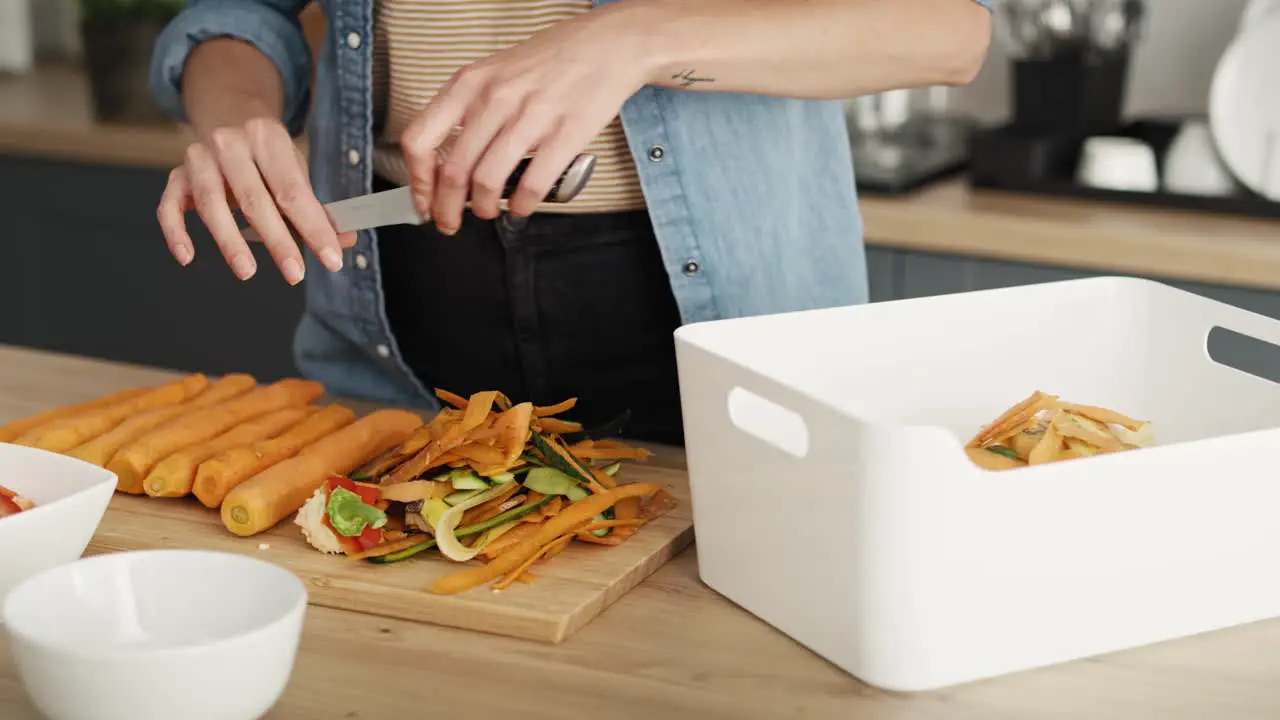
[1012,50,1130,137]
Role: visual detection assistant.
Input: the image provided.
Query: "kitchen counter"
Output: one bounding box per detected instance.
[3,346,1280,719]
[4,63,1280,293]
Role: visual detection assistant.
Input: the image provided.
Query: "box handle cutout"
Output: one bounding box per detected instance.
[1206,326,1280,385]
[727,387,810,458]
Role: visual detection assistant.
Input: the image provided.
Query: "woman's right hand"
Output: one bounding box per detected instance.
[157,116,355,285]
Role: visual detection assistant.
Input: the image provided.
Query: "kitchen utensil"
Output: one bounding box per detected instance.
[675,274,1280,691]
[1076,135,1159,191]
[329,152,596,232]
[1209,12,1280,201]
[1040,0,1083,46]
[1162,119,1235,197]
[240,152,596,243]
[1238,0,1280,35]
[85,463,693,644]
[0,444,115,610]
[4,549,307,720]
[998,0,1078,59]
[845,88,973,194]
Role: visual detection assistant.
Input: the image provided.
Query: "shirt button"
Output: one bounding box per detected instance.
[647,145,665,162]
[375,344,391,358]
[682,260,700,276]
[347,149,361,166]
[354,253,369,270]
[346,32,362,49]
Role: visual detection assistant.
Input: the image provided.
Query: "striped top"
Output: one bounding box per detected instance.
[371,0,646,213]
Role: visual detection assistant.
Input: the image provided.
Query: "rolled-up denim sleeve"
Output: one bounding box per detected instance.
[149,0,313,137]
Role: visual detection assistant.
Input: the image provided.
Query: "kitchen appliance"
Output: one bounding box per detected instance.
[846,87,974,195]
[966,0,1280,218]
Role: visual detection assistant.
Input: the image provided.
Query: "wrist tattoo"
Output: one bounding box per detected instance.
[671,69,715,88]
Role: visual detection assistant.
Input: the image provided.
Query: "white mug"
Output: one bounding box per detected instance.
[1076,136,1160,193]
[1162,120,1235,197]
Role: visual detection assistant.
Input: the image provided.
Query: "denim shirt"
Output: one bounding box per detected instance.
[151,0,991,409]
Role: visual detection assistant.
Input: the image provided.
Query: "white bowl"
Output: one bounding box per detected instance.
[0,442,116,609]
[1076,136,1160,193]
[3,549,308,720]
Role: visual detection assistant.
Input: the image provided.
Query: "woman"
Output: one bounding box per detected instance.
[149,0,992,444]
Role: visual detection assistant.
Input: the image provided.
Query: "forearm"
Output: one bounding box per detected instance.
[181,38,286,139]
[610,0,991,99]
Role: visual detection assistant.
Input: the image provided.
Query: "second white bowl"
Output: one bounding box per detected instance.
[3,549,308,720]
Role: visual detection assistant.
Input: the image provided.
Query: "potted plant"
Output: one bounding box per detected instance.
[79,0,184,124]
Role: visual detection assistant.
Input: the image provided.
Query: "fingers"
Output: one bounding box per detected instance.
[248,119,344,273]
[434,93,525,230]
[401,70,476,223]
[210,127,304,285]
[185,142,258,281]
[158,168,196,267]
[470,105,549,220]
[509,121,596,217]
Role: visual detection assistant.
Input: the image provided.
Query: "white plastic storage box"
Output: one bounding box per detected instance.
[673,276,1280,692]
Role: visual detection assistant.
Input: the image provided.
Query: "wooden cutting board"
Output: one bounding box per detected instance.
[86,462,693,644]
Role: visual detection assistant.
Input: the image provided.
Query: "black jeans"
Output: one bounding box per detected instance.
[375,177,685,445]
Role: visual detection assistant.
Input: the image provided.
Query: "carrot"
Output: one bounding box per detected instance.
[477,522,543,560]
[434,388,469,409]
[69,375,257,469]
[533,417,582,434]
[0,386,149,444]
[520,495,562,523]
[346,535,430,562]
[108,378,323,494]
[386,391,496,484]
[604,494,643,543]
[533,398,576,417]
[429,482,662,595]
[573,518,649,545]
[15,374,210,453]
[566,443,653,461]
[492,534,575,591]
[192,404,356,509]
[143,406,316,498]
[220,409,423,537]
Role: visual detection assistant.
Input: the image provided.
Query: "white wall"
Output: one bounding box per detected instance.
[954,0,1251,123]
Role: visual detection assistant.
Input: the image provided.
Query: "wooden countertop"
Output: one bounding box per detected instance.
[4,64,1280,292]
[3,346,1280,719]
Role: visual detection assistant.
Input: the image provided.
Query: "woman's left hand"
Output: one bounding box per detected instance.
[400,8,655,233]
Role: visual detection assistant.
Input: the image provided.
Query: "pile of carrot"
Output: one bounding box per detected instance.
[0,373,421,537]
[0,378,675,596]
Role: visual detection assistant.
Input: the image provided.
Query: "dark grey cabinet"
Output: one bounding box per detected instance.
[866,247,898,302]
[880,248,1280,385]
[0,156,304,381]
